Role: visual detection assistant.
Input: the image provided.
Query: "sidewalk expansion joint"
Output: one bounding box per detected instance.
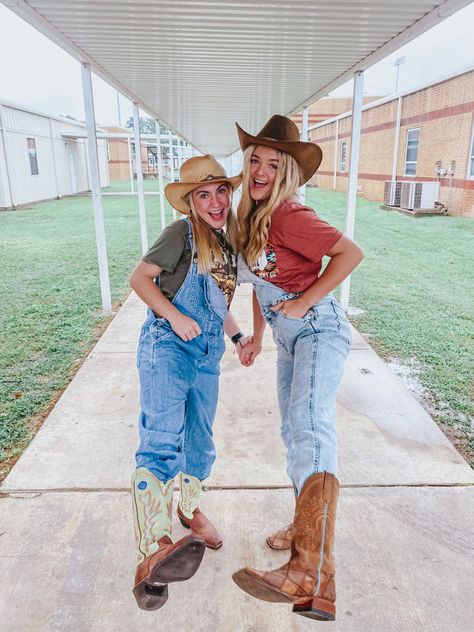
[1,482,473,498]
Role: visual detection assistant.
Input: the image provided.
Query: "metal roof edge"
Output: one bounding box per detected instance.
[1,0,200,149]
[290,0,472,115]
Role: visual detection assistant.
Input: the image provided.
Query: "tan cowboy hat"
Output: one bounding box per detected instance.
[165,155,242,215]
[235,114,322,185]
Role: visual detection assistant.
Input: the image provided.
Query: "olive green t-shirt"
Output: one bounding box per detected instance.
[142,219,237,306]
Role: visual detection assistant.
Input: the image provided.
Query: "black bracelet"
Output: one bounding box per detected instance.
[231,331,244,345]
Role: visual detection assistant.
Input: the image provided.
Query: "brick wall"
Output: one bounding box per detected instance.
[308,70,474,217]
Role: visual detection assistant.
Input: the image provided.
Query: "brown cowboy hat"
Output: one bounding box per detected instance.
[235,114,322,185]
[165,155,242,215]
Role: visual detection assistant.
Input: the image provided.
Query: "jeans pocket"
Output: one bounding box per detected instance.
[150,318,174,343]
[330,300,352,348]
[197,333,223,374]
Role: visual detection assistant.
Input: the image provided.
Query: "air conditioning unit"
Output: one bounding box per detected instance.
[400,182,440,210]
[383,181,402,206]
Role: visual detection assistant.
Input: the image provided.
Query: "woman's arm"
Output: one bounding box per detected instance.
[224,310,252,356]
[271,235,364,319]
[130,261,202,341]
[238,289,265,366]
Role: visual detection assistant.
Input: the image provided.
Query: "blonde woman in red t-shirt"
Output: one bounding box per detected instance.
[232,115,364,622]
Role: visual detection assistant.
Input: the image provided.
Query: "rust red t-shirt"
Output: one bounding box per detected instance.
[250,198,342,293]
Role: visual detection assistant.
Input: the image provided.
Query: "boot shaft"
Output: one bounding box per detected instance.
[131,467,174,563]
[178,472,202,520]
[292,472,339,573]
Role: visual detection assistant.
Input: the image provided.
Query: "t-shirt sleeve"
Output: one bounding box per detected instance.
[142,219,189,272]
[273,205,342,263]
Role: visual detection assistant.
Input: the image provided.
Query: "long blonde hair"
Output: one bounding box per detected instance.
[185,185,238,273]
[237,145,301,265]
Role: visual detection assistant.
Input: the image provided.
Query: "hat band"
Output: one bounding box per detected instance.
[200,174,226,181]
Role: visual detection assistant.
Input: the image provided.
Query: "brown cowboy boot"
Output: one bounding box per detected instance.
[266,523,293,550]
[266,483,297,550]
[177,473,223,550]
[131,467,206,611]
[233,472,339,621]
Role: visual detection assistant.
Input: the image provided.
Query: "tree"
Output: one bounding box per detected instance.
[125,117,167,135]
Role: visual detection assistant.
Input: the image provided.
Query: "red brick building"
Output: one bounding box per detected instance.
[308,68,474,217]
[291,96,382,129]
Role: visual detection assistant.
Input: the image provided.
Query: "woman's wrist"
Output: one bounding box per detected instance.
[231,331,245,345]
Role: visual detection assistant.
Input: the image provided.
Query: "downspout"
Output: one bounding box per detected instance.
[391,96,402,181]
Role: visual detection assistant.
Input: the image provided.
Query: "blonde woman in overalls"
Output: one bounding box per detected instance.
[231,115,364,621]
[130,155,249,610]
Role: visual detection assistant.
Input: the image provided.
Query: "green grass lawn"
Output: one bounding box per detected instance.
[306,187,474,465]
[0,185,175,472]
[0,185,473,475]
[105,178,170,193]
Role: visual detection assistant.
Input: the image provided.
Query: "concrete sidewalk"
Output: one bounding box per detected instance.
[1,288,473,631]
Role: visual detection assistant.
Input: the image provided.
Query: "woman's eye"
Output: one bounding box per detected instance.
[250,158,258,164]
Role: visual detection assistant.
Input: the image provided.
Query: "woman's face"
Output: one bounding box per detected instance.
[249,145,279,201]
[191,182,231,229]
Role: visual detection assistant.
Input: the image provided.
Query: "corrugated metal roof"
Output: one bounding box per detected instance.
[2,0,471,156]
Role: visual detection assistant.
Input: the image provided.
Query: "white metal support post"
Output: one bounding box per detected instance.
[340,70,364,312]
[155,119,166,231]
[127,137,134,194]
[133,103,148,254]
[81,63,112,314]
[300,105,309,202]
[168,131,176,219]
[333,119,339,191]
[177,138,183,171]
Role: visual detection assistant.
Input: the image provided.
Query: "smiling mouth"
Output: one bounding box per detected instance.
[209,209,225,221]
[253,179,268,189]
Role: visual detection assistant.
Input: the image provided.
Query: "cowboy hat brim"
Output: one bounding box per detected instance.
[165,173,242,215]
[235,122,322,185]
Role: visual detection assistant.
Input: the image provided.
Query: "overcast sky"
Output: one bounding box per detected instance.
[0,2,473,129]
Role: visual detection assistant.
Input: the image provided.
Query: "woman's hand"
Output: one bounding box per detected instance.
[238,336,263,367]
[168,311,202,341]
[270,297,311,320]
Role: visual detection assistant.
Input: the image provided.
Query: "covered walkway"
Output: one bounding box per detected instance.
[1,287,473,630]
[1,1,474,629]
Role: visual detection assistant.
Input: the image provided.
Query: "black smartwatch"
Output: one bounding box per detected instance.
[231,332,244,345]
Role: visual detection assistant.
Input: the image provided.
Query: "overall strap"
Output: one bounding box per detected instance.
[183,217,195,253]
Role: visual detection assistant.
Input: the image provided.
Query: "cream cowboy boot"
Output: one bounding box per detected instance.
[177,473,223,549]
[131,467,206,611]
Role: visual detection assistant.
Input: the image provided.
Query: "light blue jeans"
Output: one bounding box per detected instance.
[238,257,351,493]
[135,219,228,483]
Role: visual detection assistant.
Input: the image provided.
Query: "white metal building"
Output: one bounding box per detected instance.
[0,99,109,209]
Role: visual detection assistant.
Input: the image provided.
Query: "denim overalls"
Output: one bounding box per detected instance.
[135,218,229,483]
[238,254,351,494]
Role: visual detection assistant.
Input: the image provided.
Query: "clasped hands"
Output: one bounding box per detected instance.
[237,297,310,367]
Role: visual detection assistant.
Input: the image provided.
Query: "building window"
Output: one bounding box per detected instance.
[404,128,419,176]
[468,127,474,179]
[27,138,39,175]
[340,140,347,172]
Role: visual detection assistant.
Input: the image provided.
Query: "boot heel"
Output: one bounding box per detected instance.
[293,596,336,621]
[179,516,191,529]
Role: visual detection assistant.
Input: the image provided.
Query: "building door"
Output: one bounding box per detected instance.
[68,152,78,193]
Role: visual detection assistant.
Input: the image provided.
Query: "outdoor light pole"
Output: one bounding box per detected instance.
[80,62,112,314]
[394,56,406,93]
